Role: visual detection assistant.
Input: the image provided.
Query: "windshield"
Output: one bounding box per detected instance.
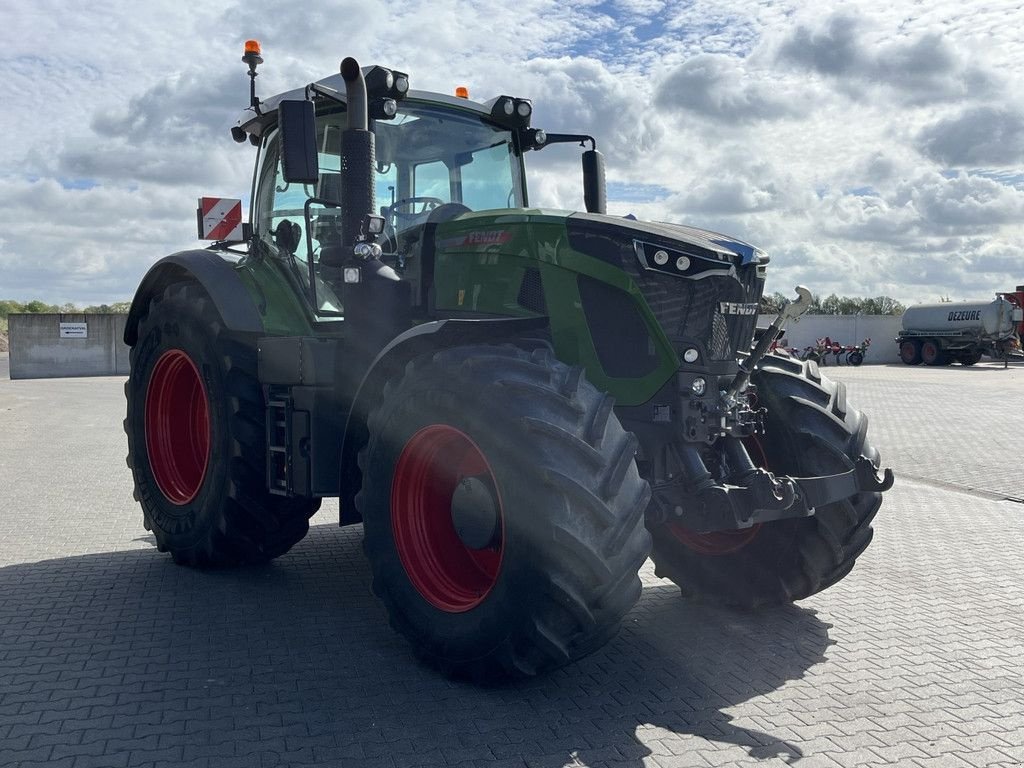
[373,102,523,211]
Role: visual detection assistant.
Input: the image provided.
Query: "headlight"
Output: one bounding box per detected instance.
[489,95,533,129]
[691,377,706,396]
[633,239,733,280]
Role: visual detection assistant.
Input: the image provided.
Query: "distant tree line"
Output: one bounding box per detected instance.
[0,299,131,319]
[758,292,905,316]
[0,299,131,333]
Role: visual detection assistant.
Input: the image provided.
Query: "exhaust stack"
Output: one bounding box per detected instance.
[340,57,374,249]
[341,57,368,131]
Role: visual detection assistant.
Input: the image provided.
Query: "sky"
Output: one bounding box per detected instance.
[2,0,1023,306]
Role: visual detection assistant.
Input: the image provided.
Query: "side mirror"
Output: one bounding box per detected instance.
[279,100,319,184]
[582,149,607,215]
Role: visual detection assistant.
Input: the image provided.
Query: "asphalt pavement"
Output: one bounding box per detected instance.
[0,359,1022,768]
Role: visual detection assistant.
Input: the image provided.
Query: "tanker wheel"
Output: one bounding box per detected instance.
[125,283,319,565]
[649,353,883,607]
[357,344,651,681]
[961,349,983,366]
[899,340,922,365]
[921,339,945,366]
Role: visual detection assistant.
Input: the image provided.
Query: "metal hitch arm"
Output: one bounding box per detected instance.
[790,457,895,510]
[657,452,895,532]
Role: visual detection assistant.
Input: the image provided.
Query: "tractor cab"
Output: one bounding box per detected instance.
[232,51,604,322]
[249,95,529,315]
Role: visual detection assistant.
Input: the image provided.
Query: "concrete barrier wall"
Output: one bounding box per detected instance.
[9,314,130,379]
[5,311,904,379]
[759,314,903,364]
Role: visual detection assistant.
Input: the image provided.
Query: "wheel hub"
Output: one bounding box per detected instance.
[391,425,504,612]
[450,475,500,550]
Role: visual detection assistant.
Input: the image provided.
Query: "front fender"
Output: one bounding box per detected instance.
[124,250,265,345]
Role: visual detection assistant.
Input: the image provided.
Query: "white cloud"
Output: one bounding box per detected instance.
[822,171,1024,244]
[522,56,663,160]
[1,0,1023,308]
[918,106,1024,167]
[656,54,803,123]
[0,177,205,303]
[774,11,998,104]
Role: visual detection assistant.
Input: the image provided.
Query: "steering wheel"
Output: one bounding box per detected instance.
[390,196,444,215]
[427,202,471,223]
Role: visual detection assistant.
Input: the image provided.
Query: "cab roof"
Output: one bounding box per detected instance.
[236,69,500,139]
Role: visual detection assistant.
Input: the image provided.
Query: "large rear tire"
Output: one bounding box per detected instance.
[125,283,318,565]
[649,354,883,607]
[358,344,651,680]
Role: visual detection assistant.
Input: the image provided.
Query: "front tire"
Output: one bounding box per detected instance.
[358,344,651,680]
[125,283,318,565]
[649,354,883,607]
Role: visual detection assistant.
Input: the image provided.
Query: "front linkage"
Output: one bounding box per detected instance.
[647,286,894,534]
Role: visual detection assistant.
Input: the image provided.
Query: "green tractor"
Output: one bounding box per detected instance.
[124,45,893,681]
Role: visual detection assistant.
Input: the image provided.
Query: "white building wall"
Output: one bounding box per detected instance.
[759,314,903,364]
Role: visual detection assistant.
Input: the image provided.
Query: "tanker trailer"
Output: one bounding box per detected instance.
[997,286,1024,337]
[896,295,1023,365]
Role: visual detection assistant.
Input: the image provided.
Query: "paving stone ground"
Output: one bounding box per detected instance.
[0,360,1022,768]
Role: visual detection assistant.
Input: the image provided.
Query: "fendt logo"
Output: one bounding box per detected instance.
[719,302,759,315]
[438,230,513,251]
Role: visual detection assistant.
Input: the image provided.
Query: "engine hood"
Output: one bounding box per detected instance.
[567,211,768,266]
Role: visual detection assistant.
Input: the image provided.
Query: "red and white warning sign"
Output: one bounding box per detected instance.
[197,197,244,241]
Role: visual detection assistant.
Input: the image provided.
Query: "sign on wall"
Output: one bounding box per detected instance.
[59,322,88,339]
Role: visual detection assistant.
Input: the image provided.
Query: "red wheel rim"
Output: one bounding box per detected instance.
[145,349,211,505]
[391,425,504,612]
[669,437,766,556]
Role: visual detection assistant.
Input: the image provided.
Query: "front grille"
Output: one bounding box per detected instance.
[636,271,756,360]
[568,224,761,362]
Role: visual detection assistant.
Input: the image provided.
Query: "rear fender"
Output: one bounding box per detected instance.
[338,316,549,524]
[124,250,264,345]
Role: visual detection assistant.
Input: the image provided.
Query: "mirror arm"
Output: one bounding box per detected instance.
[306,82,345,106]
[532,132,597,151]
